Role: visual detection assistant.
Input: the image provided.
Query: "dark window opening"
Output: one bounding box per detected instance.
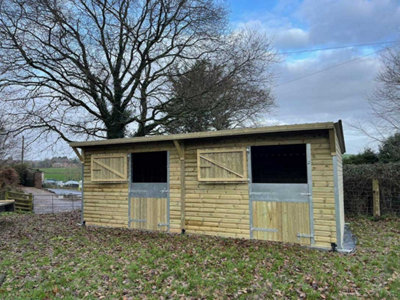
[251,144,307,183]
[132,151,167,183]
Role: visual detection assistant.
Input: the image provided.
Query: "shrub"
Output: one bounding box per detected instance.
[343,148,379,165]
[0,167,19,189]
[11,163,30,186]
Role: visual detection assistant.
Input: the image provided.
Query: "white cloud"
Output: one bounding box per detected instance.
[268,49,384,153]
[231,0,400,153]
[273,27,309,49]
[299,0,400,45]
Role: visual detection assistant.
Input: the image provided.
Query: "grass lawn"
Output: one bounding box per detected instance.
[40,167,81,182]
[0,212,399,299]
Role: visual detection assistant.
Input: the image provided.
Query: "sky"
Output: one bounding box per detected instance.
[19,0,400,160]
[227,0,400,153]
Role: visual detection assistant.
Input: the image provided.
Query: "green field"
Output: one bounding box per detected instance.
[40,167,81,182]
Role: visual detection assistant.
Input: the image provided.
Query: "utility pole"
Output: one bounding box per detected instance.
[21,136,24,163]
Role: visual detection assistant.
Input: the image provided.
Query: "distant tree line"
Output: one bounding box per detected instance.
[31,157,80,168]
[344,132,400,164]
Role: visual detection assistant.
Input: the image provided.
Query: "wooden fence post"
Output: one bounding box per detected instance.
[29,193,33,211]
[372,179,380,217]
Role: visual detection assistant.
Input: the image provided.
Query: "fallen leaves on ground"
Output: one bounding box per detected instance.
[0,212,399,299]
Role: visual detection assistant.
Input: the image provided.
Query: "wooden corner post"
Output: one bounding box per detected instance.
[328,129,336,156]
[372,179,380,217]
[173,140,186,231]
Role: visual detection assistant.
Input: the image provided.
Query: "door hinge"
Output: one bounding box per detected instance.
[158,223,169,227]
[300,192,311,196]
[251,227,278,233]
[297,233,313,239]
[131,219,146,223]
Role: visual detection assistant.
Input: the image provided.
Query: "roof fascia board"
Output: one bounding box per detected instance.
[69,122,336,148]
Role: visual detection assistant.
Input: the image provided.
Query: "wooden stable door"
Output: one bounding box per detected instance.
[128,151,170,232]
[251,200,311,245]
[130,197,168,231]
[249,144,314,246]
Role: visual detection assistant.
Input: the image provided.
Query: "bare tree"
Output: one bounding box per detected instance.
[370,48,400,132]
[162,29,276,133]
[0,0,227,141]
[0,118,8,161]
[0,113,17,164]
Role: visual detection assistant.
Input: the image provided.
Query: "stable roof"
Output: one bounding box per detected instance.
[70,120,345,154]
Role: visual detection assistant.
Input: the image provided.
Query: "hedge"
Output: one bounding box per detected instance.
[344,163,400,215]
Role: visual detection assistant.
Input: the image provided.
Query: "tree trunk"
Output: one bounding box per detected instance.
[106,119,126,139]
[106,124,125,139]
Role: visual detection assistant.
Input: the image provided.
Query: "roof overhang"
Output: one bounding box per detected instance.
[70,121,346,154]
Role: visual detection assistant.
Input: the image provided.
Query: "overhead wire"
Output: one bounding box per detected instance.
[277,42,399,87]
[279,40,399,55]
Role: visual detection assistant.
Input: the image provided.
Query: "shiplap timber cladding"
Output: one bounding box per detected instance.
[197,148,247,182]
[182,132,339,246]
[74,122,345,250]
[91,153,128,182]
[82,142,182,232]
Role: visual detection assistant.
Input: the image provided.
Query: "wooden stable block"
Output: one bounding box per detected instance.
[75,122,345,250]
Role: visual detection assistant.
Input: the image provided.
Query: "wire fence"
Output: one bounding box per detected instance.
[33,194,82,214]
[344,163,400,216]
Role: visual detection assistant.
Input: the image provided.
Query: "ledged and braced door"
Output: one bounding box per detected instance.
[249,144,314,245]
[128,151,170,232]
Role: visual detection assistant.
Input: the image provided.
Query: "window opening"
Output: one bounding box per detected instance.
[132,151,167,183]
[251,144,307,183]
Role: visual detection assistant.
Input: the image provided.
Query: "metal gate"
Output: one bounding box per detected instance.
[128,153,170,232]
[248,144,314,245]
